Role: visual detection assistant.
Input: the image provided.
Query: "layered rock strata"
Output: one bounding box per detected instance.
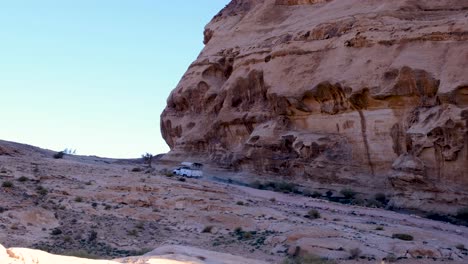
[161,0,468,212]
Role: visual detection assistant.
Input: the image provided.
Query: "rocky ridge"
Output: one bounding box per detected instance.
[161,0,468,213]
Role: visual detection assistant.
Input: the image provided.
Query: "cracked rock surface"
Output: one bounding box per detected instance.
[161,0,468,213]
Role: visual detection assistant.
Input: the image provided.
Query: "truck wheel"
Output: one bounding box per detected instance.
[183,174,187,177]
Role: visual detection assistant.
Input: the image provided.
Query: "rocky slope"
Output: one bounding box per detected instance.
[1,140,468,263]
[160,0,468,213]
[0,244,268,264]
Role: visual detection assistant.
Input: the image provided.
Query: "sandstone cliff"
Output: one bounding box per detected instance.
[161,0,468,212]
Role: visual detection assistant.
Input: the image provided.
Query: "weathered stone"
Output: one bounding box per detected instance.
[161,0,468,213]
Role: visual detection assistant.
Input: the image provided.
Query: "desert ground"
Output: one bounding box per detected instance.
[0,140,467,263]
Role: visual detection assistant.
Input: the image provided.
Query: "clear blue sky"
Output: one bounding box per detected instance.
[0,1,230,158]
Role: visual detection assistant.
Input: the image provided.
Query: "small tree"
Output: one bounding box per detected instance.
[142,153,154,168]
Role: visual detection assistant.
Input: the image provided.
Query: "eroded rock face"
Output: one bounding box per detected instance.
[161,0,468,212]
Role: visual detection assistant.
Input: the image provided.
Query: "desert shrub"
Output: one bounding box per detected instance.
[236,201,245,206]
[311,191,322,198]
[365,199,384,208]
[375,226,384,231]
[455,207,468,221]
[242,231,253,239]
[202,225,213,233]
[234,227,243,233]
[53,151,65,159]
[36,186,48,196]
[17,176,28,182]
[456,244,466,251]
[50,228,63,235]
[325,190,333,198]
[276,181,297,193]
[88,230,97,241]
[135,222,145,230]
[131,167,142,172]
[340,188,357,199]
[127,229,138,236]
[178,177,186,182]
[270,197,276,202]
[385,253,398,263]
[351,198,366,206]
[349,247,362,259]
[282,253,336,264]
[0,207,5,213]
[2,181,13,188]
[392,233,413,241]
[74,197,83,202]
[251,180,264,189]
[141,153,154,168]
[374,193,387,204]
[306,209,321,219]
[232,227,254,240]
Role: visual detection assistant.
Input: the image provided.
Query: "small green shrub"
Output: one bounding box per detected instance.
[251,180,264,189]
[392,233,413,241]
[127,229,138,236]
[365,199,384,208]
[17,176,28,182]
[311,191,322,198]
[50,228,63,235]
[275,181,297,193]
[349,247,362,259]
[88,230,97,241]
[135,222,145,230]
[282,253,336,264]
[340,188,357,199]
[242,231,253,239]
[385,253,398,263]
[202,225,213,233]
[455,207,468,221]
[2,181,13,188]
[36,186,48,196]
[456,244,466,251]
[374,193,387,204]
[63,235,72,243]
[307,209,321,219]
[53,151,65,159]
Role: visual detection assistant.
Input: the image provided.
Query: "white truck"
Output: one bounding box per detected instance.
[172,162,203,178]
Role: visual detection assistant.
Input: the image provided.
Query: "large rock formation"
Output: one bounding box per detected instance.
[161,0,468,212]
